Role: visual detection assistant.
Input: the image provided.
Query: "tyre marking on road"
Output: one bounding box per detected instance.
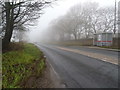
[57,47,118,65]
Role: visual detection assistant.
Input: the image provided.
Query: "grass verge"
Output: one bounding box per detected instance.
[2,43,45,88]
[98,46,120,50]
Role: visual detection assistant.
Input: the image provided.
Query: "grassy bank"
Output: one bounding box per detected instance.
[2,43,45,88]
[98,46,120,50]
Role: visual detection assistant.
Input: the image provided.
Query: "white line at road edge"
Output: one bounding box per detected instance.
[47,61,66,88]
[49,62,59,77]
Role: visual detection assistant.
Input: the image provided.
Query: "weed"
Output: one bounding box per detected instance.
[2,43,45,88]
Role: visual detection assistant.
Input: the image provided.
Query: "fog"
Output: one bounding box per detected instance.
[26,0,120,43]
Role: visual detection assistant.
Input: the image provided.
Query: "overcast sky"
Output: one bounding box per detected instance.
[27,0,120,42]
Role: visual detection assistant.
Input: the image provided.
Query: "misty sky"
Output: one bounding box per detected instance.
[27,0,120,42]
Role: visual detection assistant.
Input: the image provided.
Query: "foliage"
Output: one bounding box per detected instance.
[2,43,45,88]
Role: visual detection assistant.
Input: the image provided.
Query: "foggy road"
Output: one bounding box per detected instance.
[36,43,118,88]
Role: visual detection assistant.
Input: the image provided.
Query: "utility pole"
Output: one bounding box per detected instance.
[118,1,120,33]
[113,0,117,36]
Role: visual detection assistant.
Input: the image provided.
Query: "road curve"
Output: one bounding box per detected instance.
[36,43,118,88]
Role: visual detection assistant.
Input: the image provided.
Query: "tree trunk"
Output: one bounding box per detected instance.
[73,33,77,40]
[2,2,14,50]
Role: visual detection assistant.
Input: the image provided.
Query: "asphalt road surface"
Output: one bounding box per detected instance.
[36,43,118,88]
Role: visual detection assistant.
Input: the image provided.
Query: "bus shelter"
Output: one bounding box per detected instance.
[93,33,113,46]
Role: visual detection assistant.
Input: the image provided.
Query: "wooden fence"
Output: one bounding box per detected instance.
[53,38,119,48]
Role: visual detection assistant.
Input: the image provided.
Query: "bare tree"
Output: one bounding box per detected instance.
[98,7,114,33]
[47,2,115,41]
[0,0,55,50]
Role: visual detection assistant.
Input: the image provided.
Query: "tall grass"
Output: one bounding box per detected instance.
[2,43,45,88]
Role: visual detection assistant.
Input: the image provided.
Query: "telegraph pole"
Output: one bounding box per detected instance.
[118,1,120,33]
[113,0,117,36]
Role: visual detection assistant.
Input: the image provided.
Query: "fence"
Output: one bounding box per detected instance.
[112,37,120,48]
[54,38,93,46]
[54,38,119,48]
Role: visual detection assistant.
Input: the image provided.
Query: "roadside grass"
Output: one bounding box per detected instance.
[98,46,120,50]
[2,43,45,88]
